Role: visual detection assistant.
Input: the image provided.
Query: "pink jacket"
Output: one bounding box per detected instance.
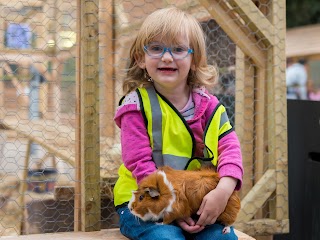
[114,87,243,190]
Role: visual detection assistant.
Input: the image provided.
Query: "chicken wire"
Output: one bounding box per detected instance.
[0,0,287,237]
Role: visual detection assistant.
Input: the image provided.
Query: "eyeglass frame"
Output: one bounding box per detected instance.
[143,43,194,59]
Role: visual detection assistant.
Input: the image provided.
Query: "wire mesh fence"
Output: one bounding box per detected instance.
[0,0,287,237]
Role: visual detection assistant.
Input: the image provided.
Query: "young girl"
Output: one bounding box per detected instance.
[113,7,243,240]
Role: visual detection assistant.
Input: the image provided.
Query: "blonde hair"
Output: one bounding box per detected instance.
[123,7,218,94]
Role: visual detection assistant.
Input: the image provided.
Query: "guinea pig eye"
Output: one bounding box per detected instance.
[139,195,144,201]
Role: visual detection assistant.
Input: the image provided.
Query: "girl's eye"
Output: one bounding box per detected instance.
[149,45,163,52]
[172,46,187,53]
[139,195,144,201]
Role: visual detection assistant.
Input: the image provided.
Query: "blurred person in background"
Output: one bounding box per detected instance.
[286,58,308,100]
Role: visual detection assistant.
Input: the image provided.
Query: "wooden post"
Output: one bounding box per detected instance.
[100,0,115,138]
[268,0,288,222]
[0,66,3,119]
[0,21,4,119]
[74,0,82,232]
[235,48,255,199]
[78,0,101,232]
[17,140,32,235]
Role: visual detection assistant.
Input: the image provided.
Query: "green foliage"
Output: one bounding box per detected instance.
[287,0,320,28]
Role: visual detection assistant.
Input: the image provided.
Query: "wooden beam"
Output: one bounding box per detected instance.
[75,0,82,232]
[237,169,276,222]
[235,48,255,199]
[0,228,256,240]
[100,0,115,138]
[0,65,4,119]
[0,48,74,63]
[235,218,289,236]
[17,140,32,235]
[79,0,101,232]
[267,0,288,223]
[253,67,267,222]
[198,0,266,68]
[228,0,275,46]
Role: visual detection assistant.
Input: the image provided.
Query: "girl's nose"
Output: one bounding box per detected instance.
[161,51,173,62]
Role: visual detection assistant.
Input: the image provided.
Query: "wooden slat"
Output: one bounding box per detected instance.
[228,0,275,46]
[75,0,82,232]
[198,0,266,68]
[0,228,256,240]
[80,0,101,231]
[235,48,255,199]
[269,0,288,222]
[0,66,3,119]
[0,49,74,64]
[237,169,276,222]
[100,0,115,138]
[254,67,267,222]
[235,219,289,236]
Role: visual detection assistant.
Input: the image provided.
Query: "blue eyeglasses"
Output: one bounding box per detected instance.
[144,43,194,59]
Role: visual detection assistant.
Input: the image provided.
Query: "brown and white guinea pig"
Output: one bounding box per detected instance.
[128,166,241,234]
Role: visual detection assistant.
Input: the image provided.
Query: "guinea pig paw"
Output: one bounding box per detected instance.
[155,222,164,225]
[222,226,231,234]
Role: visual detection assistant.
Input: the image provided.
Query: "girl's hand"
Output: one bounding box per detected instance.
[176,217,205,233]
[195,188,229,226]
[196,176,237,227]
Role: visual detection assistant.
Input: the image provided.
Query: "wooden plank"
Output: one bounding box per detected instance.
[16,140,32,235]
[235,218,289,236]
[235,48,254,199]
[75,0,82,232]
[0,49,74,64]
[100,0,115,138]
[268,0,288,223]
[254,67,266,221]
[0,66,3,119]
[80,0,101,232]
[198,0,266,68]
[237,169,276,222]
[0,228,256,240]
[228,0,275,46]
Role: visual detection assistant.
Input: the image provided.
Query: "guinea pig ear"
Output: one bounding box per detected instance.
[145,187,160,198]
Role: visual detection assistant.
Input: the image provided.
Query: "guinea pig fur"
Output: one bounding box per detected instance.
[128,166,241,234]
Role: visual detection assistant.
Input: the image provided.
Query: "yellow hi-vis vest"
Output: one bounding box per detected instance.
[113,87,233,207]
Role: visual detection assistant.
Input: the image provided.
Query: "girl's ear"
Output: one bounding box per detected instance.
[191,62,196,71]
[135,54,146,69]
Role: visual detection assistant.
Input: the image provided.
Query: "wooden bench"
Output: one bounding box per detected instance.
[1,228,256,240]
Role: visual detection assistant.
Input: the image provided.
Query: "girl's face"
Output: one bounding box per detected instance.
[138,35,195,91]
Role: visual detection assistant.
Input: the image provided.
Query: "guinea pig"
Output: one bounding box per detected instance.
[128,166,241,234]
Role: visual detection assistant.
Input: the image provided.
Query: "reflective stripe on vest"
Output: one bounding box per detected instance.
[141,87,194,170]
[203,103,233,165]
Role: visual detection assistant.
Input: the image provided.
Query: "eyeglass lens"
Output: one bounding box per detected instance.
[144,43,193,59]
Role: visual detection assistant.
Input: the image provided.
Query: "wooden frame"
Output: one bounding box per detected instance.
[202,0,288,236]
[0,0,288,237]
